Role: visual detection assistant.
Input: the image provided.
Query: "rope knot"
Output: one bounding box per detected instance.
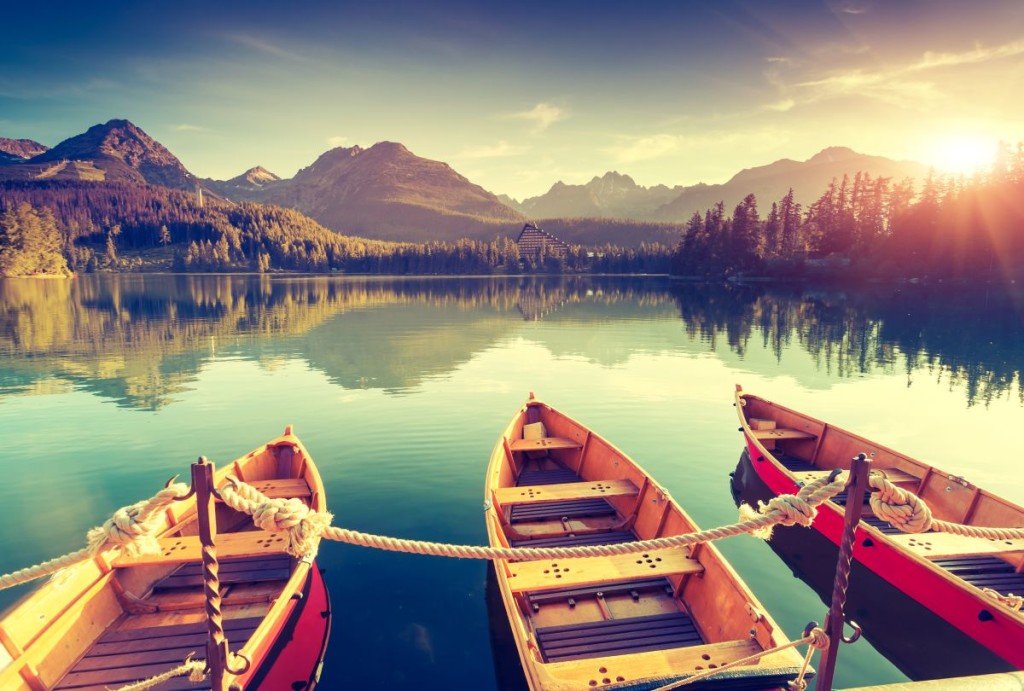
[806,626,830,651]
[85,482,191,557]
[220,479,333,558]
[868,475,932,533]
[739,492,817,540]
[982,587,1023,612]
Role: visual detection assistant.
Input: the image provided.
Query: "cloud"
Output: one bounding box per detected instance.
[833,1,871,15]
[773,37,1024,112]
[223,32,307,62]
[327,135,348,147]
[508,103,567,133]
[174,123,207,132]
[763,98,796,112]
[456,140,529,159]
[606,134,682,163]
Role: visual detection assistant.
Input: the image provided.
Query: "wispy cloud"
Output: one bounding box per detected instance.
[772,37,1024,111]
[832,1,871,15]
[327,135,348,147]
[606,134,681,163]
[174,123,207,132]
[507,103,568,133]
[456,140,529,159]
[223,32,307,62]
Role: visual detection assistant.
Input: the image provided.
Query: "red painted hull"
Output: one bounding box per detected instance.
[233,562,332,689]
[744,436,1024,670]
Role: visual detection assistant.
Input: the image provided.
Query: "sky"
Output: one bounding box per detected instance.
[2,0,1023,198]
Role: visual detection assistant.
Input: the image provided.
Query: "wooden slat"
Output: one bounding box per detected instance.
[240,478,311,500]
[792,467,919,486]
[507,548,703,593]
[495,479,638,507]
[112,532,289,568]
[541,638,767,684]
[509,437,583,452]
[751,428,816,442]
[891,532,1024,559]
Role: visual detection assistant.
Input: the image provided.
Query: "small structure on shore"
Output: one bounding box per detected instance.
[516,222,569,258]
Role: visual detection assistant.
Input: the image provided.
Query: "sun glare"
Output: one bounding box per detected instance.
[930,136,998,175]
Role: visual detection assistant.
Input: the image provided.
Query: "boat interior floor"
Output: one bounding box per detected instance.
[509,457,709,664]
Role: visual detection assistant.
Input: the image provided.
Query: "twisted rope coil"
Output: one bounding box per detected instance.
[0,483,190,591]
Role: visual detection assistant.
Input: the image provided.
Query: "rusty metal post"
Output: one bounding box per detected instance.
[192,456,231,691]
[815,453,871,690]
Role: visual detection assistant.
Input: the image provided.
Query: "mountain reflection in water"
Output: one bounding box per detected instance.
[0,275,1021,410]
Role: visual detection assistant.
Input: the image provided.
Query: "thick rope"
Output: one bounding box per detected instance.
[111,654,206,690]
[867,475,1024,540]
[0,482,190,591]
[650,627,829,691]
[218,474,846,560]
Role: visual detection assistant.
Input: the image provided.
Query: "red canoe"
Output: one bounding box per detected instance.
[735,385,1024,670]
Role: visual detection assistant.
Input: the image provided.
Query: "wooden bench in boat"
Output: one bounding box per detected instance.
[507,548,703,593]
[154,555,292,590]
[751,428,816,442]
[112,531,290,568]
[239,478,312,500]
[792,467,920,487]
[541,637,767,682]
[889,532,1024,559]
[495,479,638,506]
[509,437,583,453]
[528,577,674,609]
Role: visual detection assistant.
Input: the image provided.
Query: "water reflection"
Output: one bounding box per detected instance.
[0,275,1021,409]
[729,451,1014,679]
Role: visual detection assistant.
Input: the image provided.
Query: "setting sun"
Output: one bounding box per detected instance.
[930,135,998,175]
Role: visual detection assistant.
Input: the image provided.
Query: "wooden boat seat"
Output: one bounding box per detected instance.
[509,437,583,452]
[54,616,261,690]
[495,480,638,507]
[890,532,1024,560]
[794,467,919,488]
[112,531,290,567]
[535,611,704,662]
[510,530,636,548]
[507,548,703,593]
[509,499,617,524]
[154,555,292,591]
[528,577,674,609]
[241,478,312,500]
[753,427,815,444]
[934,556,1024,596]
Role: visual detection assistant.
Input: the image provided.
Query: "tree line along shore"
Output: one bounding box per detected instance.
[2,145,1023,282]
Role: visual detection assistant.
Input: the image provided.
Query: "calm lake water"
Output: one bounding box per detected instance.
[0,274,1021,689]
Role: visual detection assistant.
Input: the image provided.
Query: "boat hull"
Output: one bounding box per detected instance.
[741,428,1024,670]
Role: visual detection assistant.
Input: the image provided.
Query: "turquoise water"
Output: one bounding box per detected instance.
[0,275,1021,689]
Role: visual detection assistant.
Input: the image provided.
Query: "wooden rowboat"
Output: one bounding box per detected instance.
[735,385,1024,670]
[0,426,331,690]
[485,395,806,690]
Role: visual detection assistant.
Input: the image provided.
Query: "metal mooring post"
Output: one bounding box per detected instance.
[815,453,870,691]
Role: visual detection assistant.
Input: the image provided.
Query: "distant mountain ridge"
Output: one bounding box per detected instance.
[510,171,684,219]
[0,137,49,161]
[0,120,196,189]
[209,141,523,242]
[1,118,931,246]
[511,147,929,223]
[652,146,929,221]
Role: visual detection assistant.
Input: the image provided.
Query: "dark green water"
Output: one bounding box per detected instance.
[0,275,1021,689]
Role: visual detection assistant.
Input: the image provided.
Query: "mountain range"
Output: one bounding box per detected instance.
[0,119,931,244]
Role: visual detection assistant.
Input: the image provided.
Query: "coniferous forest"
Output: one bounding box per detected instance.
[672,144,1024,282]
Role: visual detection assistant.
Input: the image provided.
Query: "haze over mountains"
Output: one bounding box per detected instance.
[0,119,931,245]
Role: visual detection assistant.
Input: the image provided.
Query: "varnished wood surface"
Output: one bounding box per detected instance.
[494,479,638,507]
[507,548,703,593]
